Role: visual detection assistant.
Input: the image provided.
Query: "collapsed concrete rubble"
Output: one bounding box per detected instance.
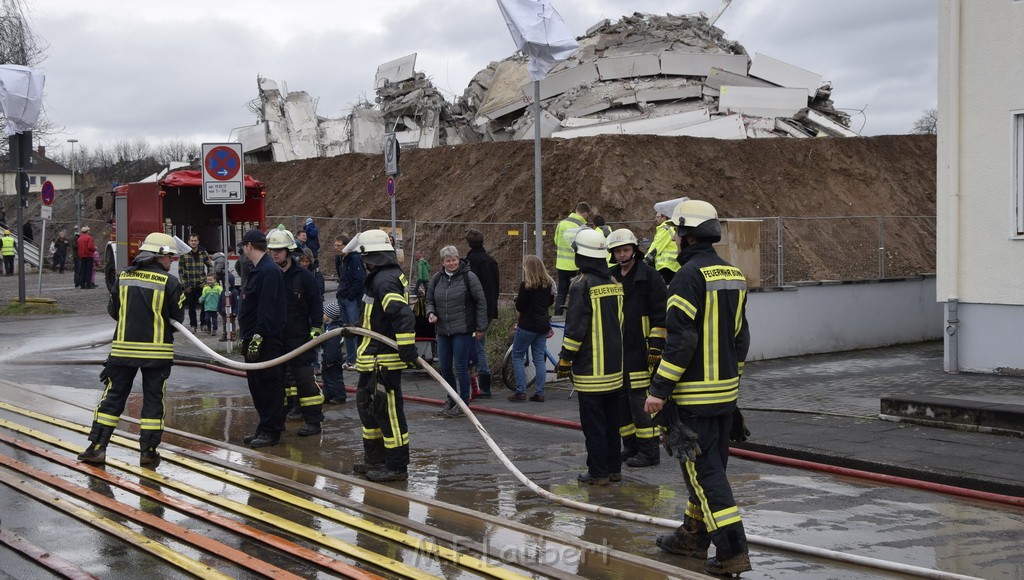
[238,12,857,163]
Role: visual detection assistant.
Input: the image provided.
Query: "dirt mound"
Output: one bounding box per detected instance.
[248,134,935,290]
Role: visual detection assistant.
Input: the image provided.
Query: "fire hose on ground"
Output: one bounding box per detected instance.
[160,320,979,580]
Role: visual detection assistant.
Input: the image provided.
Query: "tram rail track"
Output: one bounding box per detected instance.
[0,388,695,580]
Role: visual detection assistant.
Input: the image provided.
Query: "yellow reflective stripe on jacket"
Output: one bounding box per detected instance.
[381,292,407,310]
[656,359,685,382]
[394,332,415,346]
[572,371,623,393]
[628,370,651,389]
[650,326,667,340]
[110,341,174,360]
[589,283,622,376]
[562,336,582,352]
[669,377,740,406]
[667,294,697,320]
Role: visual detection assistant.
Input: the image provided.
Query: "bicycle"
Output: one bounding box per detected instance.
[499,321,565,392]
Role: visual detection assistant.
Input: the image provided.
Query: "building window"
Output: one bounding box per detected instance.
[1017,113,1024,235]
[40,175,47,183]
[29,176,36,185]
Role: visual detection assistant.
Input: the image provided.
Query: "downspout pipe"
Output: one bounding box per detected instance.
[945,0,961,372]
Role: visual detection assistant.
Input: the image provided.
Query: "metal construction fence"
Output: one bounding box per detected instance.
[269,214,936,293]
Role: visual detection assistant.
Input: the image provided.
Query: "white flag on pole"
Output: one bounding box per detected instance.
[0,65,46,136]
[496,0,579,81]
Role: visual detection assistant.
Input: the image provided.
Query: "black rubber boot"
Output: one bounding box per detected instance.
[655,515,711,558]
[78,424,115,464]
[706,523,751,576]
[297,422,322,437]
[478,373,492,398]
[626,438,660,467]
[365,467,408,482]
[139,430,163,466]
[352,462,385,475]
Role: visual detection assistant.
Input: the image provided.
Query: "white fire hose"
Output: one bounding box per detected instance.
[166,320,978,580]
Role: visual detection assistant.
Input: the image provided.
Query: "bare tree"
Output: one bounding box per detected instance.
[911,108,938,135]
[156,139,200,164]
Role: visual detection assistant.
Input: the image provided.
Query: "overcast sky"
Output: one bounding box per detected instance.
[26,0,937,157]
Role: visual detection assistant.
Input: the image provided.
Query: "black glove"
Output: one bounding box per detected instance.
[244,334,263,363]
[729,408,750,443]
[658,404,701,463]
[556,358,572,379]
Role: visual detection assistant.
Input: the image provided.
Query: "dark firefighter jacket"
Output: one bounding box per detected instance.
[281,257,324,366]
[356,260,417,372]
[108,259,185,367]
[650,242,750,416]
[611,258,668,390]
[558,261,624,393]
[238,252,287,341]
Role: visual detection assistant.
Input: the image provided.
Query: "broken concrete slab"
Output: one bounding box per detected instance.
[528,62,600,101]
[661,113,747,139]
[703,67,775,92]
[513,109,563,140]
[719,85,807,118]
[748,53,823,98]
[795,109,860,137]
[660,52,748,77]
[477,59,532,121]
[596,54,662,80]
[636,84,703,104]
[552,108,711,139]
[375,54,417,89]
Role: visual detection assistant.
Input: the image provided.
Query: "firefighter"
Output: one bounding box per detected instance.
[553,201,591,315]
[645,197,687,286]
[644,199,752,577]
[350,230,418,482]
[607,228,667,468]
[77,232,184,466]
[267,229,325,437]
[556,228,624,486]
[238,228,288,449]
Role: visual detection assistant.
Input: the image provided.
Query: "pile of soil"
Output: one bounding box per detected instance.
[247,134,936,290]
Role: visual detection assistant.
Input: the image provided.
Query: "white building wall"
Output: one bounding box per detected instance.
[937,1,1024,372]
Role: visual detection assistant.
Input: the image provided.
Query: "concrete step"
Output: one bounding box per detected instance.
[880,395,1024,436]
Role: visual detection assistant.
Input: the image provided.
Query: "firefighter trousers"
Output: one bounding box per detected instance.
[356,368,409,472]
[90,363,171,450]
[243,335,286,438]
[284,364,324,423]
[577,390,622,479]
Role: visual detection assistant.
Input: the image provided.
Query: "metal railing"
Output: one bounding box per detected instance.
[270,214,936,290]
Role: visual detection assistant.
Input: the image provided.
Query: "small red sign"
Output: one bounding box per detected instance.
[41,180,55,206]
[386,176,396,198]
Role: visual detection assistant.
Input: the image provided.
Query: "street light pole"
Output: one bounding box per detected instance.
[67,139,79,232]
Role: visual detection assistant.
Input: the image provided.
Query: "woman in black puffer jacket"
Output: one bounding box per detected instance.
[426,245,487,417]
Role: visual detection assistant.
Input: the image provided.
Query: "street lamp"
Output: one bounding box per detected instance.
[67,139,79,232]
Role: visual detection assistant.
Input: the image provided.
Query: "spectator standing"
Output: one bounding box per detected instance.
[352,229,418,482]
[268,229,324,437]
[237,229,288,449]
[77,233,184,466]
[71,228,81,285]
[607,228,667,468]
[303,217,320,266]
[508,254,554,402]
[51,230,70,273]
[426,245,487,417]
[335,234,365,370]
[553,201,591,315]
[464,229,499,399]
[1,229,16,276]
[77,226,97,288]
[179,233,211,332]
[321,300,348,404]
[646,200,752,576]
[199,274,222,334]
[413,251,430,295]
[557,228,624,486]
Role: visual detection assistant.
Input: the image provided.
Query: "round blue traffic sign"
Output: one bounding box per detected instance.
[40,180,55,206]
[386,176,396,197]
[205,146,241,181]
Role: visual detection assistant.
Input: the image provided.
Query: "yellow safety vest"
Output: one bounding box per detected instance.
[650,222,679,274]
[1,235,15,256]
[554,213,586,272]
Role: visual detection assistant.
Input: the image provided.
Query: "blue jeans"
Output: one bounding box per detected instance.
[468,333,491,375]
[339,298,360,364]
[436,333,474,402]
[511,327,547,395]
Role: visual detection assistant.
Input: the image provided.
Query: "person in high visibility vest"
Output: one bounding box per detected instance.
[0,229,16,276]
[553,201,591,315]
[645,197,687,285]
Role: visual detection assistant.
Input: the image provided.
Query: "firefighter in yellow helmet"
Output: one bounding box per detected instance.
[607,228,668,469]
[78,232,184,466]
[644,200,752,576]
[557,228,624,486]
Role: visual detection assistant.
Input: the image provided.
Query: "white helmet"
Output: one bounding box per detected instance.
[573,228,608,259]
[357,229,394,253]
[266,228,296,250]
[605,228,638,250]
[670,199,722,239]
[654,197,688,218]
[138,232,178,255]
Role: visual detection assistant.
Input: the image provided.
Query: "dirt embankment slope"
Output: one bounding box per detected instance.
[249,134,936,288]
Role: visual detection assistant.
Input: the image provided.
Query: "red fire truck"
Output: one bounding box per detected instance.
[102,170,267,288]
